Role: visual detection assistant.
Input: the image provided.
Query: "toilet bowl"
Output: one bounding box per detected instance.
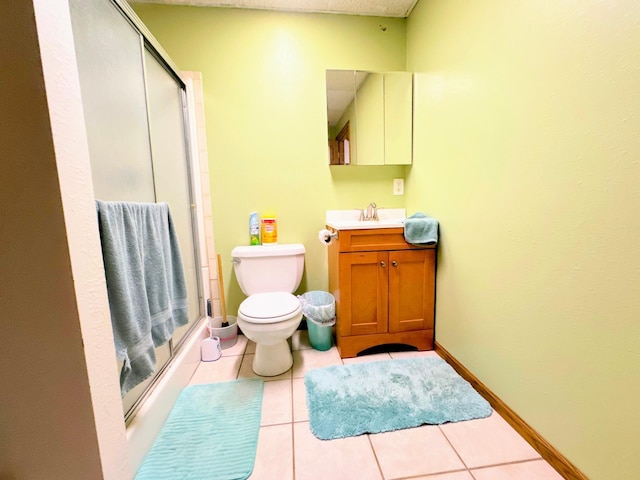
[231,244,305,376]
[237,292,303,376]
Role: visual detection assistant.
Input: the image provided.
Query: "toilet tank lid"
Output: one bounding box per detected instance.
[232,243,305,258]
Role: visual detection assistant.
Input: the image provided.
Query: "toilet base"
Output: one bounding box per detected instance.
[253,340,293,376]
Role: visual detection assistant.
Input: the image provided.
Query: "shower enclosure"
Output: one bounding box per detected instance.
[70,0,204,420]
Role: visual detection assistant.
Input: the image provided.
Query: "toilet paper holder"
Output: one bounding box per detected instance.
[318,229,338,245]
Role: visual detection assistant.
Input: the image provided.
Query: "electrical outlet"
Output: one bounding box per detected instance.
[393,178,404,196]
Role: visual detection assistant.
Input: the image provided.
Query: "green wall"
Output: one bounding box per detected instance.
[133,6,407,312]
[134,1,640,477]
[406,1,640,478]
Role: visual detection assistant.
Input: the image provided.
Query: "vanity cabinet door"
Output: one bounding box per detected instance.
[388,249,435,333]
[338,251,388,336]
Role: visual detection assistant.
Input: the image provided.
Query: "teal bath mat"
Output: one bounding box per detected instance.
[304,357,491,440]
[136,378,264,480]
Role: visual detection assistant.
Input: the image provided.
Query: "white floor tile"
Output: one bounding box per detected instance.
[471,459,564,480]
[188,356,242,385]
[293,422,382,480]
[291,347,343,379]
[439,411,540,468]
[412,472,474,480]
[292,378,309,422]
[249,424,293,480]
[261,379,292,426]
[370,425,466,478]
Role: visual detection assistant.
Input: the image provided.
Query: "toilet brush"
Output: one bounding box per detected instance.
[217,253,229,327]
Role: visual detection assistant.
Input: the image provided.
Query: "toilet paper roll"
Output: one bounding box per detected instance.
[201,336,221,362]
[318,229,336,246]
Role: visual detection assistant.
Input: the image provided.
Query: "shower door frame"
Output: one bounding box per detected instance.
[80,0,207,423]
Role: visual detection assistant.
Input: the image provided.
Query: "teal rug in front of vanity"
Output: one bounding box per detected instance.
[135,378,263,480]
[304,357,491,440]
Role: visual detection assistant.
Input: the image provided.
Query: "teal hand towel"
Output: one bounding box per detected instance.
[96,201,189,396]
[404,212,439,245]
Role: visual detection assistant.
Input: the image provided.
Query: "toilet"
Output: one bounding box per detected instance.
[231,243,305,376]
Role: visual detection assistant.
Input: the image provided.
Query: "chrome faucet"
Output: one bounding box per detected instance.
[360,202,379,221]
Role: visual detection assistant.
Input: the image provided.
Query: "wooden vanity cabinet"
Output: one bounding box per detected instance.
[327,227,436,358]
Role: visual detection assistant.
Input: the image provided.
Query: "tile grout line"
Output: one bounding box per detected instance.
[366,434,386,480]
[291,416,296,479]
[468,457,550,473]
[235,347,244,380]
[437,423,470,471]
[392,466,471,480]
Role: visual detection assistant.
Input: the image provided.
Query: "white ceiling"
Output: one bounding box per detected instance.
[130,0,419,18]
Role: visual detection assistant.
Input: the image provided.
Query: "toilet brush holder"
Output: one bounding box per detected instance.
[208,315,238,349]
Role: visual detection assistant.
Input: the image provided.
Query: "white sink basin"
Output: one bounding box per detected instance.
[327,219,405,230]
[326,209,406,230]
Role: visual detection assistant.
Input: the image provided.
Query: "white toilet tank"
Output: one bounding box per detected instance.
[231,243,305,296]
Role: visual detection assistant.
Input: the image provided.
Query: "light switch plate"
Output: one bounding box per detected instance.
[393,178,404,196]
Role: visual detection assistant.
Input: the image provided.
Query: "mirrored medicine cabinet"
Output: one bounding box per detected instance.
[326,69,413,166]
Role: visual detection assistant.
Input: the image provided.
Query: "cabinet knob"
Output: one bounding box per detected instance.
[392,261,398,267]
[380,261,386,268]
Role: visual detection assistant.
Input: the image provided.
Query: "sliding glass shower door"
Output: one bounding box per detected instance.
[70,0,155,202]
[143,48,200,346]
[70,0,202,417]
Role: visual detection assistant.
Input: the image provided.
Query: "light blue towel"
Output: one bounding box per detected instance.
[96,201,189,396]
[404,212,439,245]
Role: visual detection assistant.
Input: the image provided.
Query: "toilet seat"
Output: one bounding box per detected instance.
[238,292,301,324]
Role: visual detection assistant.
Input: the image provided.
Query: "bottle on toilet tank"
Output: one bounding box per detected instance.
[261,212,278,245]
[249,212,260,245]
